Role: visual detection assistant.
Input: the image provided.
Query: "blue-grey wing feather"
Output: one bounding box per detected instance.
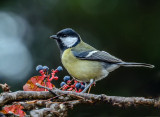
[72,50,92,58]
[72,50,123,63]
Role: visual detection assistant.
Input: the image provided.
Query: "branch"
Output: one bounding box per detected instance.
[30,107,60,117]
[14,100,83,117]
[0,91,55,108]
[0,83,160,116]
[36,83,160,107]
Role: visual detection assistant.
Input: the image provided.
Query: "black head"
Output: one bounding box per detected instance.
[50,28,81,51]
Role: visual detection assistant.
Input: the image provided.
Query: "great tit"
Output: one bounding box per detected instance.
[50,28,154,93]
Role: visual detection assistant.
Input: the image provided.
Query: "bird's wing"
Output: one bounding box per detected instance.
[72,50,123,63]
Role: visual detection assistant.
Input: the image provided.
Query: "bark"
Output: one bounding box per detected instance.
[0,83,159,117]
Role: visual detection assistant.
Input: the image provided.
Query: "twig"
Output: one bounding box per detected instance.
[0,83,11,93]
[36,83,58,96]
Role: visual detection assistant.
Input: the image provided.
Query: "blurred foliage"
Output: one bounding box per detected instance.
[0,0,160,116]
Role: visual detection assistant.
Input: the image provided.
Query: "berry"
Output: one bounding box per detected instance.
[78,89,83,92]
[67,80,71,84]
[63,76,70,82]
[80,85,85,90]
[74,80,78,84]
[39,70,45,77]
[43,66,49,71]
[56,66,63,71]
[53,76,58,80]
[39,70,44,74]
[62,85,69,90]
[70,84,75,88]
[60,82,66,87]
[75,83,81,89]
[81,82,85,85]
[36,65,43,71]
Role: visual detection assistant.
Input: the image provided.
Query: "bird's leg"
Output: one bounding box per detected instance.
[88,85,92,94]
[87,81,96,93]
[81,79,94,93]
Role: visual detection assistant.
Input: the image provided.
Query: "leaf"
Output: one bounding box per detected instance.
[23,76,55,91]
[0,104,26,117]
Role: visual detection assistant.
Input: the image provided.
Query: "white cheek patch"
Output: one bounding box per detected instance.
[61,37,78,47]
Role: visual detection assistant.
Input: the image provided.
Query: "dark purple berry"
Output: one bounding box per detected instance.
[82,82,85,85]
[75,83,81,89]
[57,66,63,71]
[80,85,85,90]
[63,76,70,82]
[36,65,43,71]
[43,66,49,71]
[60,82,66,87]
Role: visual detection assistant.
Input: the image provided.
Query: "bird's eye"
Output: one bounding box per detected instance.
[62,34,67,37]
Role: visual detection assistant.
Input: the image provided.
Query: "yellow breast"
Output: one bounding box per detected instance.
[61,48,105,82]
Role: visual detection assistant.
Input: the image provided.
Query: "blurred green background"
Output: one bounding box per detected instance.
[0,0,160,116]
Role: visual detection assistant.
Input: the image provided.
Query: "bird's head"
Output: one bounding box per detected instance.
[50,28,81,51]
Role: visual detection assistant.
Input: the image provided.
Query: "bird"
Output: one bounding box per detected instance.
[50,28,154,93]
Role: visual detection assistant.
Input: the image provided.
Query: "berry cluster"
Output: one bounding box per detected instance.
[36,65,63,88]
[60,76,85,93]
[35,65,86,92]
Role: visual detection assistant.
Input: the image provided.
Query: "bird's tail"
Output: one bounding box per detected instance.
[117,62,155,68]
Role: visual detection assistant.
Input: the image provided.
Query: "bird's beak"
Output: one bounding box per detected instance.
[50,35,59,40]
